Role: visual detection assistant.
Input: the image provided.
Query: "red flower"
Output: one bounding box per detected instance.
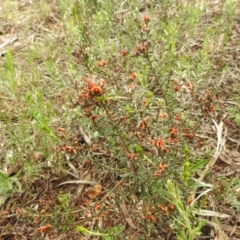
[155,139,164,148]
[38,224,52,233]
[159,163,167,171]
[169,128,178,136]
[173,85,180,91]
[143,15,150,22]
[139,121,145,130]
[126,152,137,160]
[130,72,138,79]
[153,170,162,177]
[162,147,169,153]
[120,50,127,57]
[88,82,103,96]
[97,60,107,66]
[159,113,168,119]
[90,86,103,96]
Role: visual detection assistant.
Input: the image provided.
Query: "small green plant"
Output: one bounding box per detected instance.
[165,180,206,240]
[76,225,109,237]
[53,192,73,231]
[0,171,22,206]
[228,96,240,125]
[76,224,124,240]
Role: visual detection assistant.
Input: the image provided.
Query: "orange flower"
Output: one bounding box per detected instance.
[57,127,65,132]
[117,180,123,188]
[143,14,150,22]
[153,170,161,177]
[159,163,167,171]
[186,132,194,138]
[120,50,127,57]
[159,113,168,119]
[148,215,156,222]
[38,224,52,233]
[158,204,169,215]
[88,82,97,89]
[173,85,180,91]
[130,72,138,79]
[88,184,102,199]
[187,198,194,204]
[90,86,103,96]
[95,202,101,211]
[155,139,164,148]
[162,147,169,153]
[169,128,178,136]
[16,208,24,215]
[65,145,76,154]
[126,152,137,160]
[169,204,175,210]
[139,121,145,130]
[97,60,107,66]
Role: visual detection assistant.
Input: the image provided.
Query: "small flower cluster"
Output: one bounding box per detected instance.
[80,78,106,100]
[65,9,221,236]
[158,203,175,215]
[171,79,195,93]
[142,14,150,31]
[141,205,157,223]
[97,59,107,67]
[153,163,167,177]
[52,144,77,154]
[133,41,151,56]
[141,201,175,223]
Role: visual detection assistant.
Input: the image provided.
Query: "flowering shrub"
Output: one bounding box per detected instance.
[64,8,219,238]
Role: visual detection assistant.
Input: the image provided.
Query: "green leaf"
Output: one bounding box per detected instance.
[189,159,209,172]
[76,226,108,236]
